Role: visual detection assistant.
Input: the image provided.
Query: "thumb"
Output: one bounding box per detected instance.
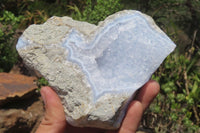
[36,86,67,133]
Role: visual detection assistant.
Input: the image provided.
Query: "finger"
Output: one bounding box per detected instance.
[136,80,160,110]
[66,124,106,133]
[119,101,143,133]
[118,80,160,133]
[36,86,67,133]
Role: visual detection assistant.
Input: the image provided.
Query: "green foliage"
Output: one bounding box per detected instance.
[0,10,23,72]
[17,0,68,27]
[2,0,75,28]
[37,77,49,89]
[20,10,48,27]
[69,0,123,24]
[147,50,200,132]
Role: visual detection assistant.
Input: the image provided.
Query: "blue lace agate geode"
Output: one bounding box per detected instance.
[16,10,176,129]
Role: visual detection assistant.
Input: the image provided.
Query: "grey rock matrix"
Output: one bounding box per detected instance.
[16,10,176,129]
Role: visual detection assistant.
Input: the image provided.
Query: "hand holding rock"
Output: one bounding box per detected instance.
[36,80,160,133]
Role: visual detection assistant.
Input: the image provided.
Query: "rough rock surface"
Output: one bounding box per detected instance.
[16,10,176,129]
[0,95,44,133]
[0,73,37,106]
[0,73,44,133]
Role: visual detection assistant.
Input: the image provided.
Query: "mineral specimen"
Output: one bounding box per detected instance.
[16,10,176,129]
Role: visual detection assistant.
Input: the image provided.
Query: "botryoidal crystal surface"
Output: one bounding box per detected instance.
[16,10,176,129]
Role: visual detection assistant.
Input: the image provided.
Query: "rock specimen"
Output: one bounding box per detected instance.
[0,73,37,106]
[16,10,176,129]
[0,73,43,133]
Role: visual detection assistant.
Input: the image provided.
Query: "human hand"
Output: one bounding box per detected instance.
[36,80,160,133]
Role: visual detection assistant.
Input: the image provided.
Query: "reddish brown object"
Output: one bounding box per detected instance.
[0,73,37,106]
[0,96,44,133]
